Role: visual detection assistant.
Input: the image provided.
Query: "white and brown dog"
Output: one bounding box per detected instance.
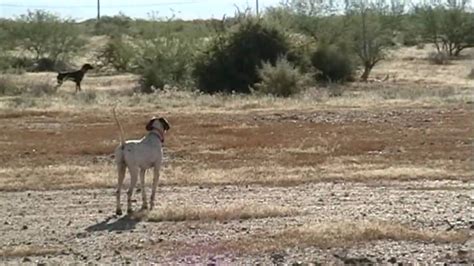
[113,107,170,215]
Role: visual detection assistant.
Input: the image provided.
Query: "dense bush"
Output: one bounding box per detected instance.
[311,45,354,82]
[193,19,290,94]
[254,57,311,97]
[137,37,199,92]
[97,36,136,72]
[139,62,166,93]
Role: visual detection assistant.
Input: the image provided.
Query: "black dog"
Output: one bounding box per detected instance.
[57,64,94,92]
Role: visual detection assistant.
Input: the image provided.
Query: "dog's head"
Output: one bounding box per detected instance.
[81,64,94,71]
[146,117,170,132]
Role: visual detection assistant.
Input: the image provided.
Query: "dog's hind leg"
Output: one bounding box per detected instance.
[150,167,160,210]
[139,168,148,210]
[127,166,139,214]
[115,161,126,216]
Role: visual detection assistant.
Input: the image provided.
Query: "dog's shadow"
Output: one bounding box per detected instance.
[85,210,148,232]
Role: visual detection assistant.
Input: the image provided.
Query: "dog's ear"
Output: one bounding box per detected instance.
[146,118,157,131]
[158,117,170,131]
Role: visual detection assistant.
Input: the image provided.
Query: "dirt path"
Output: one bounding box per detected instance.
[1,181,472,264]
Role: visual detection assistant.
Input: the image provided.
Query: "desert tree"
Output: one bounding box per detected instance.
[415,0,474,56]
[345,0,394,81]
[9,10,85,62]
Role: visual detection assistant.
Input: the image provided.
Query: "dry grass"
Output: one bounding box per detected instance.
[0,164,116,191]
[0,83,471,113]
[222,220,470,254]
[373,46,473,87]
[148,203,300,222]
[0,158,470,191]
[0,245,63,258]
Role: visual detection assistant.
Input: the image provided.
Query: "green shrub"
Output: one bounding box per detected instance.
[97,36,136,72]
[311,45,354,82]
[137,37,198,92]
[193,18,289,94]
[139,62,166,93]
[253,57,311,97]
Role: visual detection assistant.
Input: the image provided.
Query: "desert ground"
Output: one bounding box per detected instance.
[0,46,473,264]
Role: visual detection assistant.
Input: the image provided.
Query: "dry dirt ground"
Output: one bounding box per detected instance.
[0,104,473,264]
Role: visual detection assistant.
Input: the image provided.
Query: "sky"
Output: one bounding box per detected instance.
[0,0,283,20]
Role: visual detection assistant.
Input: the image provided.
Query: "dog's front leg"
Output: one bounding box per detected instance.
[127,167,139,214]
[139,169,148,210]
[150,167,160,210]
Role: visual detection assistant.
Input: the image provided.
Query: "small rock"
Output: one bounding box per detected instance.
[4,221,9,225]
[98,209,103,214]
[22,225,28,230]
[388,257,397,263]
[22,257,31,262]
[76,232,88,238]
[457,249,468,257]
[270,252,286,264]
[61,250,70,255]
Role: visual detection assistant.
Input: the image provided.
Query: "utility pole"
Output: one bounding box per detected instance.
[256,0,259,16]
[97,0,101,21]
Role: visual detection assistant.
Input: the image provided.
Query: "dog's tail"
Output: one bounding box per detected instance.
[112,105,126,149]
